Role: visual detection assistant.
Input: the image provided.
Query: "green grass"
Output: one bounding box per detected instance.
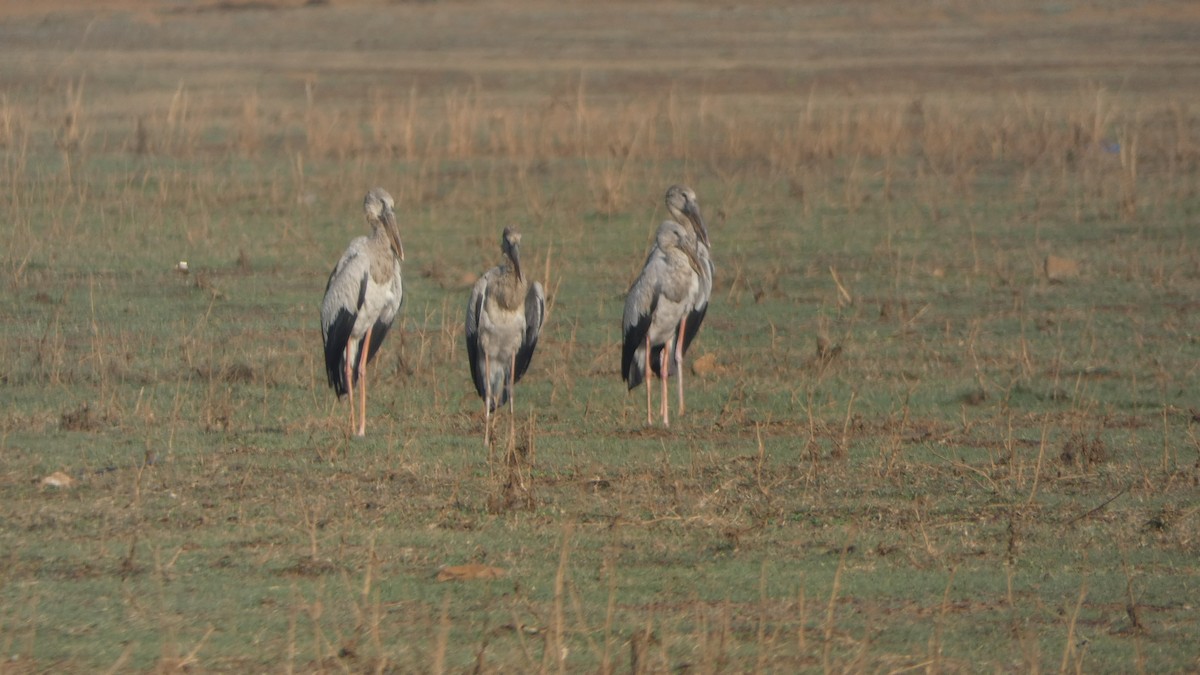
[2,1,1200,672]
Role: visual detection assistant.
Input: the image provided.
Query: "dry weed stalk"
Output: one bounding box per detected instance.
[164,80,192,156]
[820,526,854,673]
[56,78,87,153]
[443,85,482,160]
[0,94,19,150]
[926,566,958,673]
[430,593,451,675]
[835,390,858,460]
[1024,421,1051,506]
[795,578,808,656]
[753,558,775,673]
[598,535,622,674]
[543,522,574,673]
[1058,577,1089,674]
[1119,119,1141,219]
[237,91,261,157]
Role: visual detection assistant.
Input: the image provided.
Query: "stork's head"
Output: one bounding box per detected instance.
[657,220,702,278]
[502,226,523,281]
[665,184,709,248]
[365,187,404,261]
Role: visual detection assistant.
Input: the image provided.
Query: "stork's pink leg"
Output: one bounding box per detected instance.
[644,333,652,425]
[343,342,355,434]
[675,317,687,415]
[357,326,372,437]
[660,345,670,427]
[483,353,492,449]
[508,354,517,449]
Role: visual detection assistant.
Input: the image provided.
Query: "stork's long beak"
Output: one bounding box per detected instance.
[382,209,404,261]
[684,200,710,248]
[682,240,704,279]
[510,242,523,282]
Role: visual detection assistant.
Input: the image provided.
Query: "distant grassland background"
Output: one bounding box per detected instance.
[1,1,1198,672]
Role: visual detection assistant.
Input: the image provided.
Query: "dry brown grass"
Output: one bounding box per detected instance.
[1,1,1199,672]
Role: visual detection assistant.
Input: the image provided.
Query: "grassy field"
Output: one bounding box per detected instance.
[1,0,1199,672]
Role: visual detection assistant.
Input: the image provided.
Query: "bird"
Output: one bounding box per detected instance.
[621,218,705,427]
[658,185,713,416]
[465,226,546,448]
[320,187,405,437]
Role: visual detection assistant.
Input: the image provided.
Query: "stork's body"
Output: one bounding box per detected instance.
[655,185,713,416]
[320,188,405,437]
[622,219,704,427]
[465,227,546,447]
[667,186,713,371]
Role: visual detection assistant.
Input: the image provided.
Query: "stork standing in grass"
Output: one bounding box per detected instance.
[320,187,405,437]
[621,185,712,425]
[622,218,705,427]
[465,226,546,448]
[660,184,713,416]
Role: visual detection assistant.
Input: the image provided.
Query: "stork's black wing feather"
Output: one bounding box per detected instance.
[324,307,356,397]
[322,268,370,397]
[622,294,658,390]
[679,302,707,357]
[363,319,391,365]
[513,282,545,384]
[465,276,488,400]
